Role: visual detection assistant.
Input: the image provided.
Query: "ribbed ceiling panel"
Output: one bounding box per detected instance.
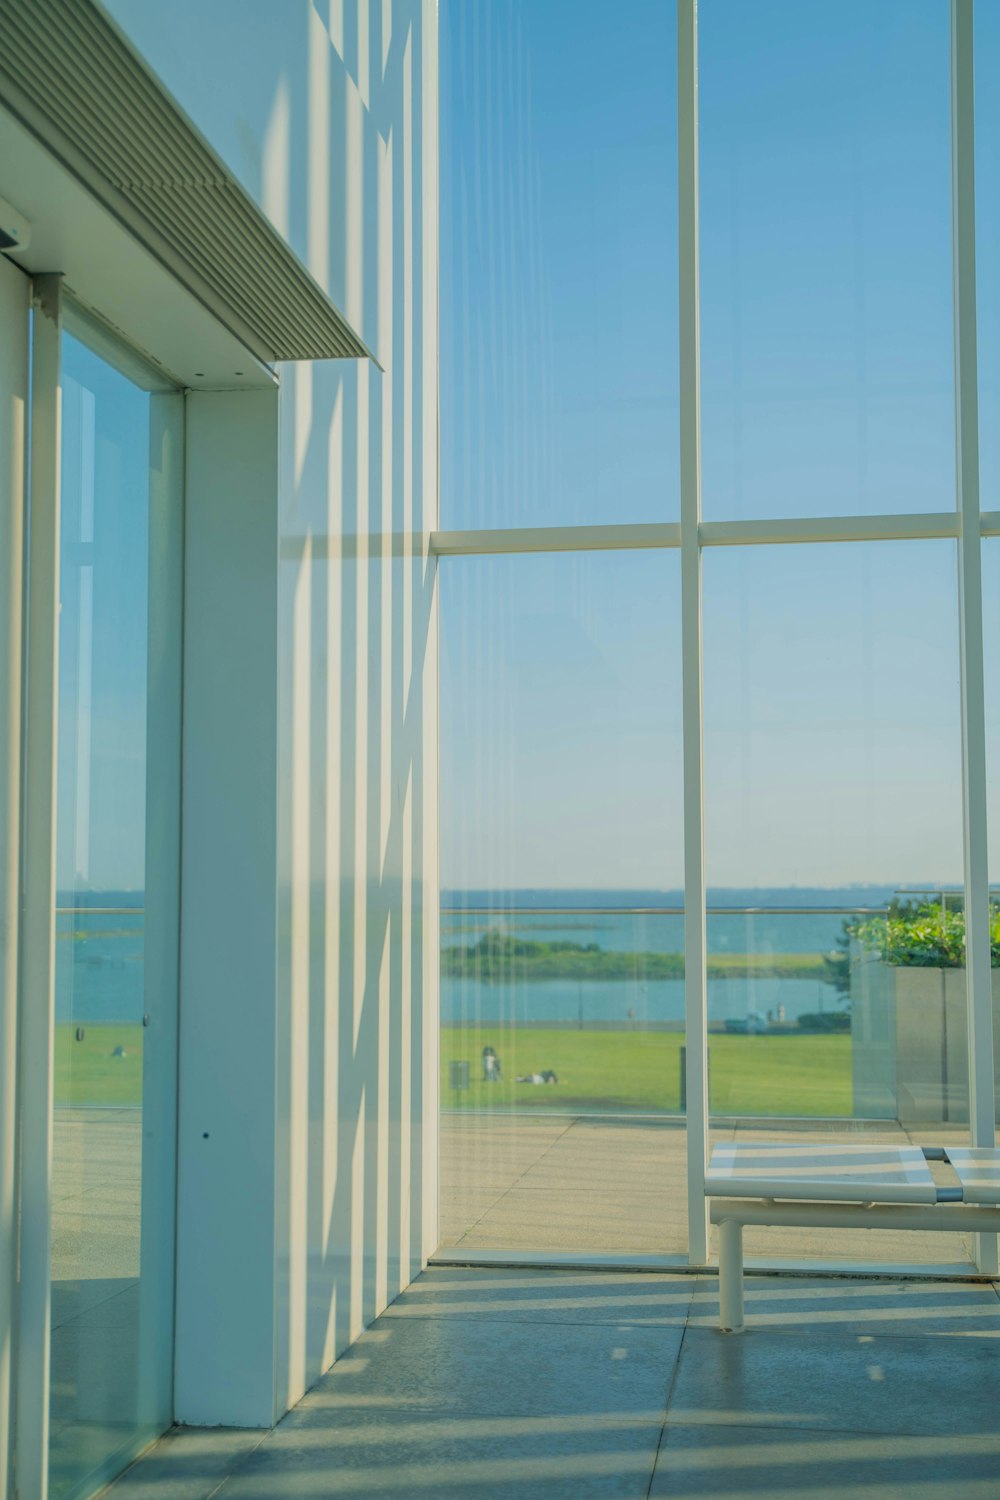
[0,0,369,363]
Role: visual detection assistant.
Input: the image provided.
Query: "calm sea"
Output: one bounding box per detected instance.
[55,886,914,1027]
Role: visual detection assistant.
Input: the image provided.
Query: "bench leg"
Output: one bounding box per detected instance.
[718,1218,744,1333]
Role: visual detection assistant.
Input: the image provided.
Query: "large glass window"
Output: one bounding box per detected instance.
[437,0,995,1276]
[440,0,679,529]
[50,328,181,1498]
[982,542,1000,1123]
[700,0,954,520]
[704,540,970,1263]
[975,3,1000,510]
[439,551,685,1253]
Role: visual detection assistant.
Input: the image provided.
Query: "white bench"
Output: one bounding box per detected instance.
[706,1141,1000,1332]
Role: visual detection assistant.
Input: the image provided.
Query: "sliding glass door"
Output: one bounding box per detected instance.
[49,319,182,1499]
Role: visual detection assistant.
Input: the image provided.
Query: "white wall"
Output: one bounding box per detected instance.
[105,0,439,1424]
[273,0,439,1412]
[101,0,398,362]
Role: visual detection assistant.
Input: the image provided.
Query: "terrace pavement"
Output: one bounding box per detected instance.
[440,1112,976,1266]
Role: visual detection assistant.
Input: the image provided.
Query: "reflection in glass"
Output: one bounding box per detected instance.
[439,552,685,1253]
[704,540,970,1264]
[50,334,176,1497]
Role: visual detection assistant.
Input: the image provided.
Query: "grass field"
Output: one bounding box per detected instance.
[53,1022,852,1118]
[55,1023,144,1107]
[445,1025,852,1117]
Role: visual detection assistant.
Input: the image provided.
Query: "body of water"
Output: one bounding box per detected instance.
[56,887,913,1026]
[55,899,145,1024]
[439,891,882,1027]
[441,975,841,1029]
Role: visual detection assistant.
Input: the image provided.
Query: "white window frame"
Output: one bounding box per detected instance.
[13,283,189,1499]
[430,0,997,1278]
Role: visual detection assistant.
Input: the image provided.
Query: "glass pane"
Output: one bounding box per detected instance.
[439,0,678,529]
[700,0,954,520]
[983,540,1000,1120]
[439,551,685,1254]
[704,541,971,1265]
[51,333,178,1496]
[976,5,1000,509]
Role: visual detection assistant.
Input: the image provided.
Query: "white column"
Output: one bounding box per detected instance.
[16,273,62,1500]
[951,0,998,1275]
[137,391,186,1433]
[174,388,281,1426]
[0,255,28,1500]
[679,0,710,1266]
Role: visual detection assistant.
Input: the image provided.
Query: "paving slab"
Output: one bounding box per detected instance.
[104,1268,1000,1500]
[649,1423,1000,1499]
[52,1276,138,1332]
[50,1318,140,1432]
[292,1312,683,1421]
[98,1428,266,1500]
[687,1274,1000,1338]
[381,1267,698,1327]
[455,1201,687,1254]
[667,1324,1000,1436]
[729,1222,972,1266]
[215,1410,662,1500]
[440,1115,978,1260]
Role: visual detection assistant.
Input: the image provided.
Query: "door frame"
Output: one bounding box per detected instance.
[11,283,186,1500]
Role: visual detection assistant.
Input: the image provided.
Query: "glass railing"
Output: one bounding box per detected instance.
[441,897,997,1124]
[55,901,145,1108]
[441,906,686,1116]
[55,893,996,1127]
[439,895,995,1259]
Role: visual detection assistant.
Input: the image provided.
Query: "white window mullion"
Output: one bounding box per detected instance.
[679,0,709,1268]
[951,0,997,1274]
[16,273,63,1500]
[0,252,28,1500]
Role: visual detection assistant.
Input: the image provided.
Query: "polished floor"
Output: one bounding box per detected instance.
[104,1267,1000,1499]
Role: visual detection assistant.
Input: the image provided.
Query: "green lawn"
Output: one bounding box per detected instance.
[54,1021,852,1119]
[55,1023,144,1107]
[442,1025,852,1117]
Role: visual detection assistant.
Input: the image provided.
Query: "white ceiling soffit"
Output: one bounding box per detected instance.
[0,0,370,365]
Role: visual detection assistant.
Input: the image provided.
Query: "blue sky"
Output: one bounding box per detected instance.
[57,334,150,894]
[439,0,979,891]
[58,0,1000,895]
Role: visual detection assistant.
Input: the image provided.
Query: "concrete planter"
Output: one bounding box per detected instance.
[851,953,1000,1123]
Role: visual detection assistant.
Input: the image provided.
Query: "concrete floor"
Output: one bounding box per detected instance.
[103,1266,1000,1500]
[56,1108,985,1496]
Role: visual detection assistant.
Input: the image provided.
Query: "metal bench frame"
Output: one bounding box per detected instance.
[707,1145,1000,1332]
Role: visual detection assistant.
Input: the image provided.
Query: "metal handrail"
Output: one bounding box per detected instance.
[56,906,143,915]
[441,904,889,917]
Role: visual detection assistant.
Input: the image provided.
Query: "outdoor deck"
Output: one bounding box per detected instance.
[440,1113,977,1266]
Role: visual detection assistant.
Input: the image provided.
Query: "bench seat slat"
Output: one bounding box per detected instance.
[706,1142,938,1205]
[946,1147,1000,1205]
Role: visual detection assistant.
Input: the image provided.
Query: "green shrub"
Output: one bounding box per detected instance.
[797,1011,850,1032]
[826,900,1000,998]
